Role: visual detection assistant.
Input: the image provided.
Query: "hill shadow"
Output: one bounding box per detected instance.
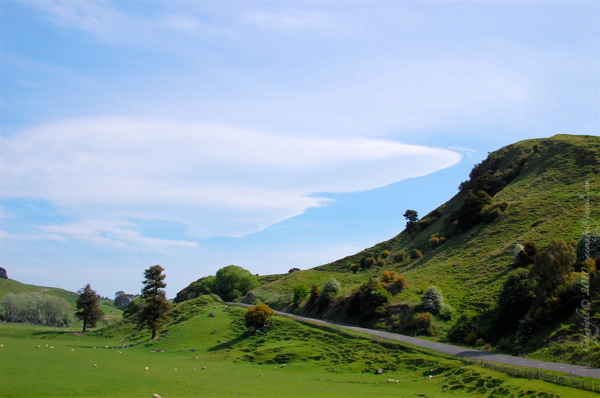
[208,332,252,351]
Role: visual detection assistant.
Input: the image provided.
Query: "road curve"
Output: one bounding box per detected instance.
[229,303,600,380]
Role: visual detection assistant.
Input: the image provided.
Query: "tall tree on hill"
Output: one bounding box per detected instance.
[75,283,104,332]
[139,265,171,339]
[403,209,419,233]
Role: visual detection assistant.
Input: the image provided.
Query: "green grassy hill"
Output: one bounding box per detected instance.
[239,134,600,365]
[4,295,597,397]
[0,278,80,306]
[0,278,122,326]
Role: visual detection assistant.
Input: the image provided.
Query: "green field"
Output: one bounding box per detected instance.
[1,296,597,398]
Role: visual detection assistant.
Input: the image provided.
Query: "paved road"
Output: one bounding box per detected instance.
[229,303,600,380]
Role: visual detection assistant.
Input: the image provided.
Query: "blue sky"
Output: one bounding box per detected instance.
[1,0,598,298]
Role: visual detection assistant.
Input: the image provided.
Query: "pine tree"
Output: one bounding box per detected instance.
[139,265,171,339]
[75,283,104,332]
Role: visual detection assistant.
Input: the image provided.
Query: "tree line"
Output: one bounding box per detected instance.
[1,293,73,326]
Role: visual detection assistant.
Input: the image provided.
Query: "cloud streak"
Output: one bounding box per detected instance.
[1,117,461,240]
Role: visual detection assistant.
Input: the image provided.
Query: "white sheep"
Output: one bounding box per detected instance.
[37,345,41,348]
[145,367,149,371]
[93,364,97,368]
[201,366,206,370]
[71,349,74,352]
[428,375,433,380]
[152,394,161,398]
[49,346,54,349]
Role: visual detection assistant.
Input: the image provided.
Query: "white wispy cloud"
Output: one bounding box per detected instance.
[0,116,461,240]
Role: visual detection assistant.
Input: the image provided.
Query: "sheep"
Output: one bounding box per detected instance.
[36,345,41,348]
[428,375,433,380]
[93,364,97,368]
[145,367,149,371]
[49,346,54,349]
[153,394,161,398]
[193,368,196,371]
[71,349,74,352]
[259,374,263,377]
[387,379,394,383]
[201,366,206,370]
[117,351,122,354]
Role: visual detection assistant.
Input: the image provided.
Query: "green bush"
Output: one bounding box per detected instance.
[292,285,309,307]
[380,250,390,259]
[409,248,423,260]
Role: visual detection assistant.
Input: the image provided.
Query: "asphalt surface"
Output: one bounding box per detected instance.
[229,303,600,380]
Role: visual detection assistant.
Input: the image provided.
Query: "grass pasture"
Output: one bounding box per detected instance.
[1,296,597,397]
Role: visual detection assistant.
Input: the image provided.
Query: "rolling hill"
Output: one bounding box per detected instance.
[223,134,600,366]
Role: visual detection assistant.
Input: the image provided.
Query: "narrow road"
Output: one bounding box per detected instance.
[229,303,600,380]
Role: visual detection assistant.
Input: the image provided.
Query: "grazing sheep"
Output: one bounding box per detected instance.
[49,346,54,349]
[37,345,41,348]
[195,356,198,360]
[93,364,97,368]
[201,366,206,370]
[174,368,177,371]
[117,351,122,354]
[428,375,433,380]
[193,368,196,371]
[281,364,285,368]
[153,394,161,398]
[387,379,394,383]
[259,374,263,377]
[145,367,149,371]
[273,367,277,370]
[71,349,74,352]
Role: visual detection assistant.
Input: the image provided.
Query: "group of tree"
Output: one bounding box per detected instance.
[174,265,258,303]
[0,292,72,326]
[113,291,139,310]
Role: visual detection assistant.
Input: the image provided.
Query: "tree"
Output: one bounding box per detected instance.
[404,210,419,233]
[139,265,171,339]
[455,190,492,231]
[421,286,445,314]
[174,276,216,303]
[495,268,536,332]
[292,285,309,307]
[75,284,104,332]
[114,291,137,310]
[0,267,7,279]
[214,265,259,302]
[245,303,274,331]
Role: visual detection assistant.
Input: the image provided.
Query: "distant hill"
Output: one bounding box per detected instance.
[225,134,600,365]
[0,278,80,306]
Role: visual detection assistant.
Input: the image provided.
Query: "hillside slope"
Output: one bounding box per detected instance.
[0,278,80,306]
[246,134,600,364]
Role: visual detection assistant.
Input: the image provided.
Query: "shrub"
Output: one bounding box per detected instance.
[465,330,478,346]
[306,284,320,310]
[438,304,454,321]
[349,264,359,274]
[393,251,406,263]
[321,278,341,297]
[380,250,390,259]
[386,276,408,295]
[381,271,396,283]
[376,259,386,268]
[245,303,274,330]
[346,279,390,321]
[513,241,539,268]
[413,312,435,336]
[361,257,376,269]
[421,286,445,314]
[292,285,309,307]
[516,315,534,343]
[409,248,423,260]
[447,312,478,343]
